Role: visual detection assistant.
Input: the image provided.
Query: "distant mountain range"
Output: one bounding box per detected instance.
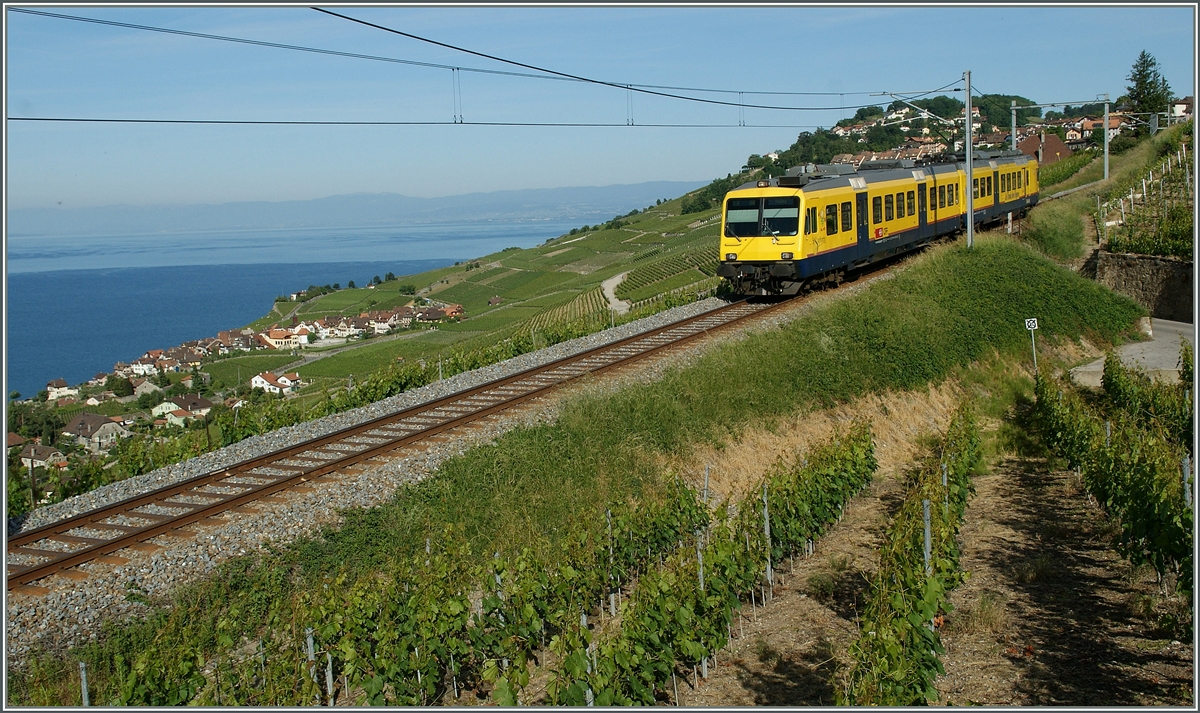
[8,181,708,237]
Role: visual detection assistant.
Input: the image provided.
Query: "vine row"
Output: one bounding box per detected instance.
[839,404,980,705]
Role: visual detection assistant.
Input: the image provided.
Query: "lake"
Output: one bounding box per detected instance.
[5,219,583,400]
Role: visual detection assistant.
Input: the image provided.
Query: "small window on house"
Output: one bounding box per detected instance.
[938,185,946,208]
[841,201,853,232]
[826,204,838,235]
[872,196,882,224]
[906,191,915,216]
[895,192,905,219]
[885,194,894,221]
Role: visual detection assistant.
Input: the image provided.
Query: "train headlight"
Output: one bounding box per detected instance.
[725,253,737,261]
[780,252,793,260]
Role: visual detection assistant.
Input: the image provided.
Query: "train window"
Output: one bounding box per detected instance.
[947,184,955,206]
[802,206,817,235]
[725,196,800,237]
[884,194,894,221]
[972,178,979,199]
[826,205,838,235]
[986,176,992,196]
[1005,173,1011,192]
[891,192,900,219]
[906,190,915,216]
[764,197,800,236]
[1017,172,1023,189]
[938,185,946,209]
[929,186,937,210]
[872,196,882,224]
[724,197,760,237]
[841,201,853,232]
[918,186,927,214]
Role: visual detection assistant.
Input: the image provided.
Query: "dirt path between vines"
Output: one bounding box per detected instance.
[933,456,1193,706]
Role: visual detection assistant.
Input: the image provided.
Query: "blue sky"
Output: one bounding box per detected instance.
[4,4,1195,209]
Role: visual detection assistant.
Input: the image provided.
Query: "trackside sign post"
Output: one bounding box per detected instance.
[1026,318,1038,373]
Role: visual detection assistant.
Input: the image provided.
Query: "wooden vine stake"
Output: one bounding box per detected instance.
[922,499,932,578]
[1184,455,1192,508]
[325,652,335,707]
[305,628,317,685]
[79,661,89,707]
[763,483,773,587]
[608,510,616,616]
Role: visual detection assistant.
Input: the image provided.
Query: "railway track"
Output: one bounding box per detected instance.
[7,296,795,591]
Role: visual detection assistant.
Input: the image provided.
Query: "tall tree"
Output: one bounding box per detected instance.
[1125,50,1172,118]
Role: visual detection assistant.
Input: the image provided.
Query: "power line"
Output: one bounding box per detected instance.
[11,7,917,102]
[6,116,827,129]
[309,6,942,112]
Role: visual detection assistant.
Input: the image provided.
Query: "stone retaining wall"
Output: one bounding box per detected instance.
[1094,250,1193,323]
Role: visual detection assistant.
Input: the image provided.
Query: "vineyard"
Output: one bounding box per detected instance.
[614,248,719,303]
[9,238,1155,706]
[55,425,880,706]
[1096,120,1193,259]
[1033,343,1193,605]
[1038,148,1100,189]
[526,288,610,332]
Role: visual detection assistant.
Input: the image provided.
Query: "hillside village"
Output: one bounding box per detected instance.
[8,296,468,474]
[822,97,1193,166]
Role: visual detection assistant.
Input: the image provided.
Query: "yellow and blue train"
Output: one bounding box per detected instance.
[716,151,1039,294]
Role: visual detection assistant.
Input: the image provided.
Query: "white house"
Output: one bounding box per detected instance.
[251,372,292,394]
[46,379,79,401]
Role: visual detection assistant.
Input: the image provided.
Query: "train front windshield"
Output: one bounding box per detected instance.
[724,197,800,238]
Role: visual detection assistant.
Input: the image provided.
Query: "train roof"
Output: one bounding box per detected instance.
[735,149,1034,192]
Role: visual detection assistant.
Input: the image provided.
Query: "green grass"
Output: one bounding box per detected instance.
[296,330,474,378]
[201,354,301,388]
[1024,199,1087,260]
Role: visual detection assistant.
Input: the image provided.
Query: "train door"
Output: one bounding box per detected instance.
[992,170,1000,216]
[856,192,869,258]
[917,183,928,239]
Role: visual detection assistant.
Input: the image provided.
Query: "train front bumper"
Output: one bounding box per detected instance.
[717,261,797,279]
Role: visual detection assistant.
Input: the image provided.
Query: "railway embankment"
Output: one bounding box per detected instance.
[6,235,1154,707]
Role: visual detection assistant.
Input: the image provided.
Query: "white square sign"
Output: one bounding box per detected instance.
[1025,318,1038,331]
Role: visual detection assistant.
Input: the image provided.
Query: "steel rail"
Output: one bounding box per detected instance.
[7,296,791,590]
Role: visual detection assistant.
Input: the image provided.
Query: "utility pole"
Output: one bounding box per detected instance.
[1011,100,1017,151]
[1104,94,1110,180]
[965,70,974,249]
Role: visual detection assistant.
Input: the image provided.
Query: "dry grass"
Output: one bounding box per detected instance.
[666,382,965,507]
[951,590,1010,636]
[1013,554,1056,584]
